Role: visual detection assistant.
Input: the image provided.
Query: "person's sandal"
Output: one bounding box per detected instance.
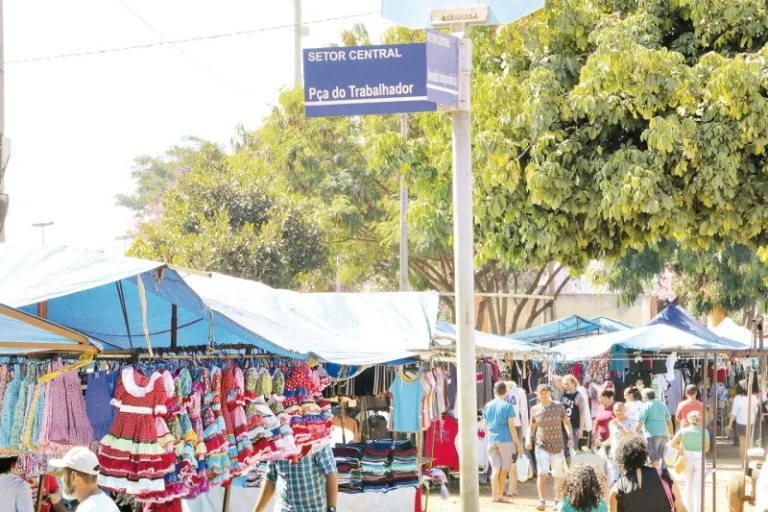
[536,500,546,511]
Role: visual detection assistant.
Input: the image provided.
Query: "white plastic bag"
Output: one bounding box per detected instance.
[517,454,532,482]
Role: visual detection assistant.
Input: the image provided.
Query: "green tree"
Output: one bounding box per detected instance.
[128,143,327,289]
[593,240,768,317]
[116,137,207,223]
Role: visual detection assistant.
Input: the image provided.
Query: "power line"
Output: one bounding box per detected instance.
[116,0,251,96]
[6,10,380,65]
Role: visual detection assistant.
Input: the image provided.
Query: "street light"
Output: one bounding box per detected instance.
[32,221,53,244]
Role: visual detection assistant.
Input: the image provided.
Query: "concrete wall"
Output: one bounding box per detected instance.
[551,293,651,327]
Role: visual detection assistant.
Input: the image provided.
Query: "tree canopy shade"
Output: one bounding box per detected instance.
[128,143,327,290]
[123,0,768,329]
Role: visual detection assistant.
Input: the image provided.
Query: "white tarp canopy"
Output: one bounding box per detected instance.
[555,323,739,362]
[434,320,549,354]
[713,318,753,348]
[180,271,439,366]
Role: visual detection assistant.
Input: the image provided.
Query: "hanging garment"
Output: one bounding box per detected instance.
[98,367,176,501]
[424,414,459,471]
[43,361,94,447]
[0,364,23,447]
[86,370,118,440]
[390,370,423,433]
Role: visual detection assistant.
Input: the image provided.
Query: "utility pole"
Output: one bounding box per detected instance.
[293,0,302,87]
[32,221,53,244]
[0,0,6,243]
[399,114,409,292]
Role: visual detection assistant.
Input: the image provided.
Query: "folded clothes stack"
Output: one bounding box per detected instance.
[390,440,418,489]
[361,441,392,491]
[333,444,363,493]
[334,439,420,493]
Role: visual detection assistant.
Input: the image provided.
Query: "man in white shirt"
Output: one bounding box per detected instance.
[0,455,34,512]
[504,380,529,497]
[48,447,119,512]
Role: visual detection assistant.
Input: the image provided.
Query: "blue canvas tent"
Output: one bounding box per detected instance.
[0,245,295,356]
[507,314,631,346]
[0,303,101,356]
[647,304,744,349]
[178,271,439,366]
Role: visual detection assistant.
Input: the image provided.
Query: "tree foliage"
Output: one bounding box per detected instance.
[124,0,768,329]
[593,240,768,316]
[128,143,326,289]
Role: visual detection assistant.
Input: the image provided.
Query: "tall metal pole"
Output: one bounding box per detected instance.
[0,0,6,243]
[293,0,302,88]
[399,114,409,292]
[453,30,479,512]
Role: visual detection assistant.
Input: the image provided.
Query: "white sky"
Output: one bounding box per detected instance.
[3,0,385,253]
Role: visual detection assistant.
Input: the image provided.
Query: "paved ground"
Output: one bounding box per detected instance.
[425,439,754,511]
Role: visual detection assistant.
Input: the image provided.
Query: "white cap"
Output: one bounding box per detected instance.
[48,446,100,475]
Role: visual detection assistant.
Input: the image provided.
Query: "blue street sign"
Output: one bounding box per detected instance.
[303,44,437,118]
[382,0,545,29]
[426,30,459,108]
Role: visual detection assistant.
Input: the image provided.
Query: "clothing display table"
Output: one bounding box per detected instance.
[181,485,417,512]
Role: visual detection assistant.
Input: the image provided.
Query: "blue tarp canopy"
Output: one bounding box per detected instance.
[180,271,438,366]
[434,320,549,354]
[555,323,739,362]
[648,304,745,349]
[0,303,102,356]
[0,245,294,356]
[507,314,631,346]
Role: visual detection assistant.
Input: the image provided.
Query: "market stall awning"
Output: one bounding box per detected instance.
[0,245,294,356]
[180,271,438,366]
[0,303,101,355]
[434,320,549,354]
[647,304,744,349]
[712,317,754,348]
[507,314,631,346]
[555,323,739,362]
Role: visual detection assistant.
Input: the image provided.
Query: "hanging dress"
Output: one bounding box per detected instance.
[0,365,23,447]
[98,367,176,501]
[86,370,118,440]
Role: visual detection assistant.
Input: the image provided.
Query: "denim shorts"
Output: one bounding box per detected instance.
[647,436,668,463]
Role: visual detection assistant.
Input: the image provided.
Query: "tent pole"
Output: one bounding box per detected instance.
[170,304,178,350]
[222,484,231,512]
[712,351,718,512]
[35,474,44,512]
[745,371,755,473]
[701,351,708,508]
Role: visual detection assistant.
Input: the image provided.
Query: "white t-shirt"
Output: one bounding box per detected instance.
[76,491,120,512]
[0,473,34,512]
[624,400,642,431]
[732,394,760,426]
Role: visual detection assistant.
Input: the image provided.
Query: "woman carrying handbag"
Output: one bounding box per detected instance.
[669,410,710,512]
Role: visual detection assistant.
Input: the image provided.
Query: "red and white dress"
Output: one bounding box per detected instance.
[98,367,177,501]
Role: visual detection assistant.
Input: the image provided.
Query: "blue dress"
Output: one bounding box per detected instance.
[0,365,23,447]
[85,370,118,439]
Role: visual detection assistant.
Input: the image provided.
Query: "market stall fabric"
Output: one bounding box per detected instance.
[180,271,438,366]
[433,320,550,355]
[507,314,631,346]
[554,323,739,362]
[0,244,294,355]
[713,317,754,348]
[648,303,745,350]
[0,303,101,355]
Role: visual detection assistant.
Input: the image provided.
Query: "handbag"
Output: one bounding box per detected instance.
[656,468,677,512]
[672,445,686,474]
[516,454,531,483]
